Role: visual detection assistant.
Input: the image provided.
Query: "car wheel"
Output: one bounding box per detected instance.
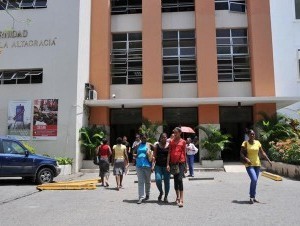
[36,168,54,184]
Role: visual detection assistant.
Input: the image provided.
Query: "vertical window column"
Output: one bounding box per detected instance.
[111,33,142,85]
[162,30,196,83]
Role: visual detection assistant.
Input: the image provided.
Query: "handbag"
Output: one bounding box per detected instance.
[170,163,180,175]
[93,156,99,165]
[240,141,248,164]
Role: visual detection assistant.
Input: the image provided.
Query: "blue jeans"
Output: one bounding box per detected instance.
[246,166,260,198]
[187,155,194,176]
[155,165,170,196]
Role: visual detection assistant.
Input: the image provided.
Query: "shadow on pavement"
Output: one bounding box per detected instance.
[0,179,35,186]
[123,199,177,206]
[232,200,251,205]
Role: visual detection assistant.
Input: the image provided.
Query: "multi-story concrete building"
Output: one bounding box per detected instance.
[1,0,299,171]
[0,0,91,172]
[85,0,299,162]
[270,0,300,119]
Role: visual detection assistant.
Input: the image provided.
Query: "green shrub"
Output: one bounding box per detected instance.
[269,139,300,165]
[55,157,73,165]
[22,142,36,154]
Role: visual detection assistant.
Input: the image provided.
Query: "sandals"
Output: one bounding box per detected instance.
[178,201,184,208]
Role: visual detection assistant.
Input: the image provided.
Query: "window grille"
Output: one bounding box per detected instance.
[0,69,43,85]
[111,33,142,84]
[163,30,196,83]
[216,28,250,82]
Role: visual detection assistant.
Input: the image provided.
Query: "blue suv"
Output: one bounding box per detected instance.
[0,136,61,184]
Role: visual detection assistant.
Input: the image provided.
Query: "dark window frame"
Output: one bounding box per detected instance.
[163,30,196,83]
[162,0,194,13]
[215,0,246,13]
[0,69,43,85]
[216,28,250,82]
[111,32,143,85]
[111,0,142,15]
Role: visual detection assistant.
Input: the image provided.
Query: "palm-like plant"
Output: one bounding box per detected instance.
[79,125,106,160]
[139,118,162,144]
[197,125,231,161]
[255,112,297,151]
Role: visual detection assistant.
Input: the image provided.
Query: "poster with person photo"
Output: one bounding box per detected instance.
[7,100,32,140]
[32,99,58,140]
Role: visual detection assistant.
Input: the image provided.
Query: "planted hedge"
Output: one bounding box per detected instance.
[269,138,300,165]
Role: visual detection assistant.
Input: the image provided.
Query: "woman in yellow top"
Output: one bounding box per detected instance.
[112,137,129,191]
[240,129,272,204]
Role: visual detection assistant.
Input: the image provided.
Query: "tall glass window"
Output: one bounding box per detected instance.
[216,28,250,82]
[111,33,142,85]
[162,30,196,83]
[296,0,300,19]
[215,0,246,13]
[162,0,194,13]
[111,0,142,15]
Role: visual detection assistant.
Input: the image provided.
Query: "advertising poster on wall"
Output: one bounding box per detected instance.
[7,100,32,140]
[32,99,58,140]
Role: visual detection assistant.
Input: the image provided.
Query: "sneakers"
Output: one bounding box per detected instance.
[250,198,260,204]
[163,196,168,203]
[137,198,143,204]
[145,195,149,201]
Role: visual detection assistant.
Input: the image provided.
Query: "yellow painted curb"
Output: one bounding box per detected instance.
[261,171,282,181]
[36,178,101,190]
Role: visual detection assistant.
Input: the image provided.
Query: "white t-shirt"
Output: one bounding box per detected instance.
[186,143,198,155]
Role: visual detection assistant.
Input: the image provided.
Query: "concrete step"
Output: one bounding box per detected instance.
[80,167,224,174]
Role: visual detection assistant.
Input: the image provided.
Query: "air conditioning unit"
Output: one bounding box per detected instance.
[88,90,97,100]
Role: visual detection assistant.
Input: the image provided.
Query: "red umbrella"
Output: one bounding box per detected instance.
[180,126,195,134]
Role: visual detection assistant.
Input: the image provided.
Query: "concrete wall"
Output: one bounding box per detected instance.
[0,0,91,172]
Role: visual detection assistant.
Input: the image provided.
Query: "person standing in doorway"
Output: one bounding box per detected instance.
[135,134,152,204]
[240,129,272,204]
[132,134,141,166]
[112,137,129,191]
[122,136,131,163]
[97,138,112,187]
[186,137,198,177]
[167,127,187,208]
[152,133,170,202]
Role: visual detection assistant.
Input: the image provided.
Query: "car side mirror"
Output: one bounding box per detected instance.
[25,150,29,157]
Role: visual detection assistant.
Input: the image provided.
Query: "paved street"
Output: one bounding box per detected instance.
[1,170,300,226]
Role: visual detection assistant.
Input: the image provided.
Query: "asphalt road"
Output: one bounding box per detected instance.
[0,171,300,226]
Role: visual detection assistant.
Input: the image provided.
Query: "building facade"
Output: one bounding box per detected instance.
[85,0,299,161]
[270,0,300,119]
[0,0,91,172]
[1,0,299,172]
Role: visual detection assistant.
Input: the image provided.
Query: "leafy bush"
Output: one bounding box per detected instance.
[139,118,162,144]
[197,125,231,161]
[55,157,73,165]
[79,125,107,160]
[255,112,298,152]
[269,139,300,165]
[22,142,36,154]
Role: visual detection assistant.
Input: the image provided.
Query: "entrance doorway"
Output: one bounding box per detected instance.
[220,106,253,162]
[163,107,199,161]
[110,108,142,147]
